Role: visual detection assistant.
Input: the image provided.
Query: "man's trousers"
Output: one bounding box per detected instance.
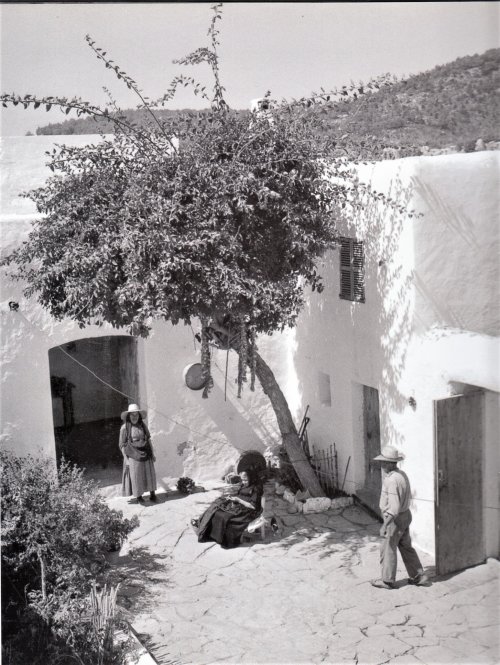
[381,508,423,583]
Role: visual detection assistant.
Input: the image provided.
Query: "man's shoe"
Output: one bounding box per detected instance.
[370,579,395,590]
[408,572,429,586]
[149,492,157,502]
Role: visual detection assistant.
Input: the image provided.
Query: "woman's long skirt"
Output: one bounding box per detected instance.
[197,500,256,549]
[122,458,157,497]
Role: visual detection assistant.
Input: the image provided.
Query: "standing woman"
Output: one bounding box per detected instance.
[119,404,157,504]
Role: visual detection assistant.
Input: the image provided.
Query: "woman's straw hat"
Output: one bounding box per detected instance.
[121,403,147,421]
[373,446,405,462]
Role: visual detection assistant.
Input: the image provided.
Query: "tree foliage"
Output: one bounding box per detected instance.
[33,49,499,159]
[1,4,401,496]
[2,4,396,395]
[9,108,340,332]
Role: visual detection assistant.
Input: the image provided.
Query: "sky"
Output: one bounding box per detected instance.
[1,2,498,136]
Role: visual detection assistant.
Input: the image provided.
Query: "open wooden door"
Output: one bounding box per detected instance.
[434,391,484,575]
[355,386,382,516]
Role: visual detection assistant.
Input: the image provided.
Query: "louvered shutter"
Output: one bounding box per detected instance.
[339,237,365,302]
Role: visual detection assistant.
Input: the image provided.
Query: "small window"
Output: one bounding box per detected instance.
[318,371,332,406]
[339,237,365,303]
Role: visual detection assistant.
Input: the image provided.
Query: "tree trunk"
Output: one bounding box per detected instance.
[37,548,47,601]
[253,352,324,497]
[209,320,325,497]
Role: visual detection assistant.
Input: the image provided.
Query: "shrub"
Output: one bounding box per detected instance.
[176,476,196,494]
[1,450,138,664]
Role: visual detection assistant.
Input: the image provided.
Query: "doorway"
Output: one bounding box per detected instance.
[49,336,139,488]
[355,385,382,516]
[434,390,485,575]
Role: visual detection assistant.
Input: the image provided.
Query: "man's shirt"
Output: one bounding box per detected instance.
[379,469,412,517]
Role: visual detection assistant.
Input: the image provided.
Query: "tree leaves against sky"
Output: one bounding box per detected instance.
[2,2,397,393]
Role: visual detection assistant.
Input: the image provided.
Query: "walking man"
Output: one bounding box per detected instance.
[371,446,429,589]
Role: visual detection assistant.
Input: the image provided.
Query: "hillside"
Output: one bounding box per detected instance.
[35,49,499,157]
[34,108,207,137]
[320,48,499,158]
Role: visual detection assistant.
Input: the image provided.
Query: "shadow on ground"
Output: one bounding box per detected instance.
[107,546,172,616]
[105,488,497,665]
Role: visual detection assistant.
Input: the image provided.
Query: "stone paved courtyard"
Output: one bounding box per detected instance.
[106,483,499,665]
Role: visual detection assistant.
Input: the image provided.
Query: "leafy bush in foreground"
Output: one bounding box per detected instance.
[1,450,138,664]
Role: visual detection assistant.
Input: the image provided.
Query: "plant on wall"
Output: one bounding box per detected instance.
[1,4,401,497]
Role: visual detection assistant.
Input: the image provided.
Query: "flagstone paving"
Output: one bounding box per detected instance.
[106,483,499,665]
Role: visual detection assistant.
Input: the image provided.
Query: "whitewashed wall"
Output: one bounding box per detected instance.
[294,152,500,556]
[2,136,498,557]
[141,324,296,486]
[0,136,283,483]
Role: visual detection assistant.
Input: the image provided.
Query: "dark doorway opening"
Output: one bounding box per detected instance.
[48,336,139,489]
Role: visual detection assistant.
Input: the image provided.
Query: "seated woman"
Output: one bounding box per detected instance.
[192,470,263,549]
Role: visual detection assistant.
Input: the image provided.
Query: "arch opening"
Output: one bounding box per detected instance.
[48,336,138,488]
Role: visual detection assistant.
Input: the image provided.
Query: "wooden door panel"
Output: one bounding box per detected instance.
[434,392,484,575]
[357,386,381,516]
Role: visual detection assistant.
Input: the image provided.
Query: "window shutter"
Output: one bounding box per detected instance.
[339,237,365,303]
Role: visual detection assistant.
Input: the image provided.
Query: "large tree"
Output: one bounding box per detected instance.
[2,4,393,496]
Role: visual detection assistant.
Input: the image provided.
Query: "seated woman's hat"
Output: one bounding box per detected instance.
[373,446,404,462]
[121,403,147,421]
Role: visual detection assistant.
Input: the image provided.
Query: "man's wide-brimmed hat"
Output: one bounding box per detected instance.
[121,403,147,421]
[373,446,405,462]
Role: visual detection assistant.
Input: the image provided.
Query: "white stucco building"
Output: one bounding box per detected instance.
[296,151,499,574]
[1,135,498,574]
[0,135,294,486]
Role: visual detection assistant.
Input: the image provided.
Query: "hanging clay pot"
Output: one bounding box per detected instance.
[183,363,207,391]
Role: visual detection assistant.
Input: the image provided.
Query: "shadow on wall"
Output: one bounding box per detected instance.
[411,175,470,332]
[411,175,480,249]
[156,369,280,482]
[412,273,466,331]
[206,381,275,457]
[293,170,417,453]
[410,174,499,336]
[371,174,416,430]
[210,351,281,447]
